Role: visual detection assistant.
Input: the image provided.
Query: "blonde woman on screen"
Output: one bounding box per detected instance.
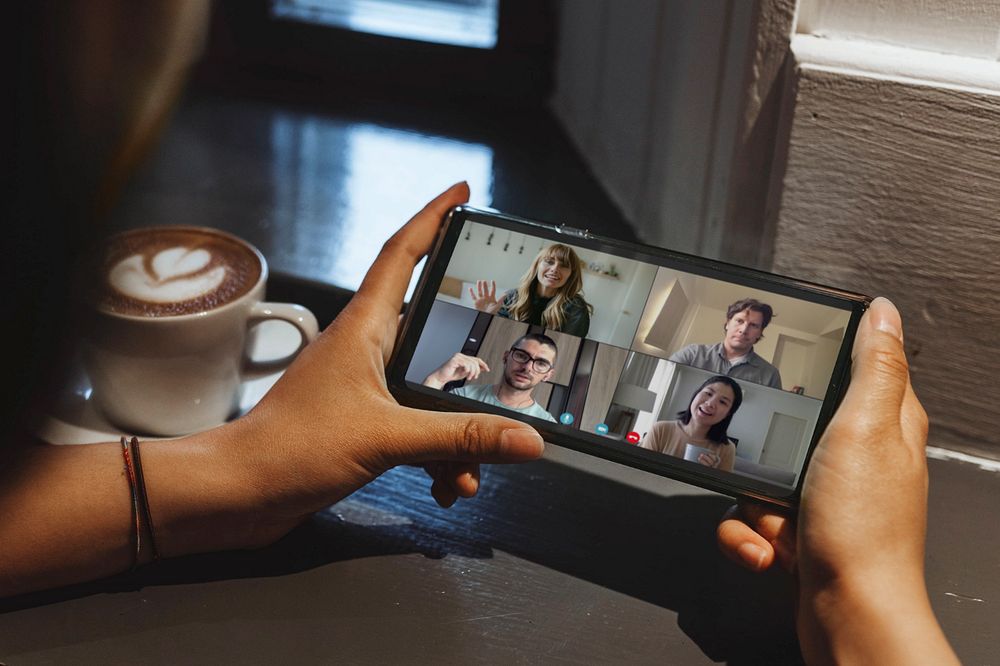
[470,243,592,337]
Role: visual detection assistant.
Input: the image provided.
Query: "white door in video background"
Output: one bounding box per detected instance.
[760,412,808,470]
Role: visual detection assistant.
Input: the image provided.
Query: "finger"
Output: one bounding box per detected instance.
[718,510,775,572]
[835,297,910,430]
[423,461,444,482]
[489,280,496,300]
[430,476,458,508]
[424,462,480,502]
[423,462,459,507]
[353,182,470,324]
[447,462,481,498]
[476,358,490,373]
[717,503,796,573]
[393,409,544,466]
[458,356,479,378]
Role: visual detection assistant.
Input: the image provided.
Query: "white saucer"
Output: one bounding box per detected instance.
[38,320,302,445]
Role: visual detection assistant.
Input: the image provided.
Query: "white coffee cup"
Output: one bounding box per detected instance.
[81,226,319,436]
[683,443,718,466]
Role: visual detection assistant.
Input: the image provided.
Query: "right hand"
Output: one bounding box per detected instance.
[427,353,490,387]
[470,280,503,314]
[697,452,721,468]
[716,297,957,663]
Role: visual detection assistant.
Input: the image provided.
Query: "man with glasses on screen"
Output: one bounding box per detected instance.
[669,298,783,389]
[423,334,558,422]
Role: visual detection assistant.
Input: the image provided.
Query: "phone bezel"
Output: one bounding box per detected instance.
[388,206,870,507]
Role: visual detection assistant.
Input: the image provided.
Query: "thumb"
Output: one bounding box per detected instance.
[396,408,545,465]
[836,297,909,422]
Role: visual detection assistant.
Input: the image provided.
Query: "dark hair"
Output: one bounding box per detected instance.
[512,333,558,359]
[726,298,775,330]
[677,375,743,444]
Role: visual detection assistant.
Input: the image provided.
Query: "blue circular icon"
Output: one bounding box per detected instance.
[559,412,575,425]
[595,423,609,435]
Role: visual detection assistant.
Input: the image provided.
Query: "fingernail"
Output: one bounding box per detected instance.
[737,543,767,571]
[501,428,545,459]
[869,296,902,341]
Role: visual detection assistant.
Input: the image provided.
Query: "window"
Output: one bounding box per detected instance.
[204,0,554,106]
[271,0,499,49]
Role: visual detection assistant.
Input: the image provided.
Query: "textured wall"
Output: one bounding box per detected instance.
[771,66,1000,457]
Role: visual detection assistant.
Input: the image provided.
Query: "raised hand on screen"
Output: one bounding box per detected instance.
[470,279,503,314]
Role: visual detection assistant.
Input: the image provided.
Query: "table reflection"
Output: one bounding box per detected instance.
[271,116,494,295]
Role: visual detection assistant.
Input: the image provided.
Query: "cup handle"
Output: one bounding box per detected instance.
[243,302,320,378]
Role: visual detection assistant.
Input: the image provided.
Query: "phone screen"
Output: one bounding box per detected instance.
[389,207,869,505]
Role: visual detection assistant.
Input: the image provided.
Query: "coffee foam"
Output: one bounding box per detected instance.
[96,227,261,317]
[110,249,226,303]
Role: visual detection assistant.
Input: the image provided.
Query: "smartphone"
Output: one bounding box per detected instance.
[388,206,870,507]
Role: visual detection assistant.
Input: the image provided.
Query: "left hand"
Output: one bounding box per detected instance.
[227,182,545,543]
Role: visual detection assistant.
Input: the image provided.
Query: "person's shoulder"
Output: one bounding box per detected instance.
[642,420,681,451]
[650,419,680,434]
[568,293,592,313]
[669,343,705,360]
[748,351,782,384]
[524,402,556,421]
[719,439,738,459]
[560,296,591,335]
[749,349,776,367]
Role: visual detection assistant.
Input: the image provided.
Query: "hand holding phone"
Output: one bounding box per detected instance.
[717,298,958,664]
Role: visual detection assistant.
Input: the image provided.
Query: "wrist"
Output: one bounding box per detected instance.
[224,402,382,537]
[801,570,956,665]
[424,366,457,389]
[140,419,271,557]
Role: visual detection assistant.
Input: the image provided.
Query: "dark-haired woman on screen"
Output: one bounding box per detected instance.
[640,375,743,472]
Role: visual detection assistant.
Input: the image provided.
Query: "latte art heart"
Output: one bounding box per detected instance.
[152,246,212,279]
[110,248,227,303]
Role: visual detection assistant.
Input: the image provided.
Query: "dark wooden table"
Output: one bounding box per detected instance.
[2,88,997,665]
